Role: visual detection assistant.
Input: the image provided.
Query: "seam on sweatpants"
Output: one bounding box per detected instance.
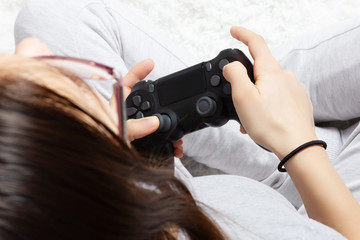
[279,23,360,63]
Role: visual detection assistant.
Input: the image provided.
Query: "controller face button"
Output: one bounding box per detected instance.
[132,96,142,107]
[219,59,230,70]
[127,107,138,117]
[136,111,144,119]
[140,101,151,111]
[223,83,232,95]
[206,62,212,72]
[196,97,217,117]
[210,75,221,87]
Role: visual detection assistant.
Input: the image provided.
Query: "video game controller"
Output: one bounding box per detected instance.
[126,48,255,159]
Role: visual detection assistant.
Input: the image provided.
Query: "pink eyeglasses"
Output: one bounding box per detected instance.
[35,56,127,140]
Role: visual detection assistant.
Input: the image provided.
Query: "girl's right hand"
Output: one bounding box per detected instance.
[223,27,318,159]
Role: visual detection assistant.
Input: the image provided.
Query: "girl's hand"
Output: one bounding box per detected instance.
[112,59,183,158]
[223,27,317,159]
[15,37,54,57]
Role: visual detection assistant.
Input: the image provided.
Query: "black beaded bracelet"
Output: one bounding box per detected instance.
[278,140,327,172]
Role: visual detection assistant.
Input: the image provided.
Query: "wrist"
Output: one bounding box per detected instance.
[278,140,327,172]
[284,145,327,172]
[272,133,318,160]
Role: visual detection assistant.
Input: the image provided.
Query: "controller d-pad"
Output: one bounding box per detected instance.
[132,96,142,107]
[127,96,152,119]
[136,111,144,119]
[141,101,151,111]
[127,107,138,117]
[210,75,221,87]
[219,59,230,70]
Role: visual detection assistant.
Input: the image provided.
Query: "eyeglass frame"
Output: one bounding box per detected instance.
[34,55,127,141]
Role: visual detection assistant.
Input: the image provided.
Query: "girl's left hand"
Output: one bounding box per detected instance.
[111,59,183,158]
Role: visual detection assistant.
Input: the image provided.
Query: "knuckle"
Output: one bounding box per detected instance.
[255,35,266,44]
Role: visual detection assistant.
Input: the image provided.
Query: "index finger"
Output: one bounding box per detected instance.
[110,59,154,112]
[124,59,155,89]
[230,27,280,71]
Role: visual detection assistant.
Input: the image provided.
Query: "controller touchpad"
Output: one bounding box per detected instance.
[157,64,206,106]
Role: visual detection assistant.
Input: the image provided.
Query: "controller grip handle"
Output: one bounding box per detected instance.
[131,138,174,161]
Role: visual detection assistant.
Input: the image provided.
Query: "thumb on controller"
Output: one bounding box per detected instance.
[126,116,160,142]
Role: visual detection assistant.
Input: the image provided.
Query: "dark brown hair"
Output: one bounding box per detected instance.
[0,55,225,240]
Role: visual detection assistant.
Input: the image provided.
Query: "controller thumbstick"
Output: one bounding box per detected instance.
[154,113,172,132]
[196,97,217,117]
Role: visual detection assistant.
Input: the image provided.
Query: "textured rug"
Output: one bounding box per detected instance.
[1,0,360,59]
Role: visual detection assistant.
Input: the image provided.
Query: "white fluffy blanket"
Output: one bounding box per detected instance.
[1,0,360,59]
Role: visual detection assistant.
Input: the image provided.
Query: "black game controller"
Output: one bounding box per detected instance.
[126,48,255,159]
